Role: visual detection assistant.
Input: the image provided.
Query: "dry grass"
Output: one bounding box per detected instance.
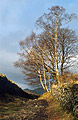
[39,92,77,120]
[0,72,78,120]
[0,97,48,120]
[0,97,27,119]
[61,73,78,84]
[0,91,77,120]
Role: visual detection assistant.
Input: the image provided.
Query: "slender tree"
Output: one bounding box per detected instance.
[14,6,77,91]
[35,6,76,84]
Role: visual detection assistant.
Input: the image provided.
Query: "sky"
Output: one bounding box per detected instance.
[0,0,78,89]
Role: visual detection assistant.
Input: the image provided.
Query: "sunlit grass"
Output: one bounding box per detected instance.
[39,91,77,120]
[0,73,6,77]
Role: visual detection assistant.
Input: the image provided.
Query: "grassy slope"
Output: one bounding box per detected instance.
[0,97,48,120]
[0,92,77,120]
[0,97,28,120]
[0,73,78,120]
[39,92,77,120]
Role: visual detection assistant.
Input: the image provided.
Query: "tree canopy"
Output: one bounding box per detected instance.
[14,6,78,91]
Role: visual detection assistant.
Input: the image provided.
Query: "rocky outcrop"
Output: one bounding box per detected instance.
[52,83,78,118]
[0,73,38,101]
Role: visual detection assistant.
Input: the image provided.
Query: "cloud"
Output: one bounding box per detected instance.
[0,49,27,87]
[0,0,78,89]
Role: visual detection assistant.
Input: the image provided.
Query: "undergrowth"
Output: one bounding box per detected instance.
[39,92,77,120]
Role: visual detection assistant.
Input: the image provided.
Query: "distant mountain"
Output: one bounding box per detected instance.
[24,87,45,95]
[0,73,38,101]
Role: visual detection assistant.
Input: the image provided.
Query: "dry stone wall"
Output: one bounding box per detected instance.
[52,83,78,118]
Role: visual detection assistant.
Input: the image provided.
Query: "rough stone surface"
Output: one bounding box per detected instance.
[52,83,78,118]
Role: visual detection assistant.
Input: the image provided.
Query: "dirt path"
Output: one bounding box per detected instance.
[1,93,76,120]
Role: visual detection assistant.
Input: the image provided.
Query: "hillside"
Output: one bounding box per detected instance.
[0,73,38,101]
[0,73,78,120]
[1,89,78,120]
[24,87,45,95]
